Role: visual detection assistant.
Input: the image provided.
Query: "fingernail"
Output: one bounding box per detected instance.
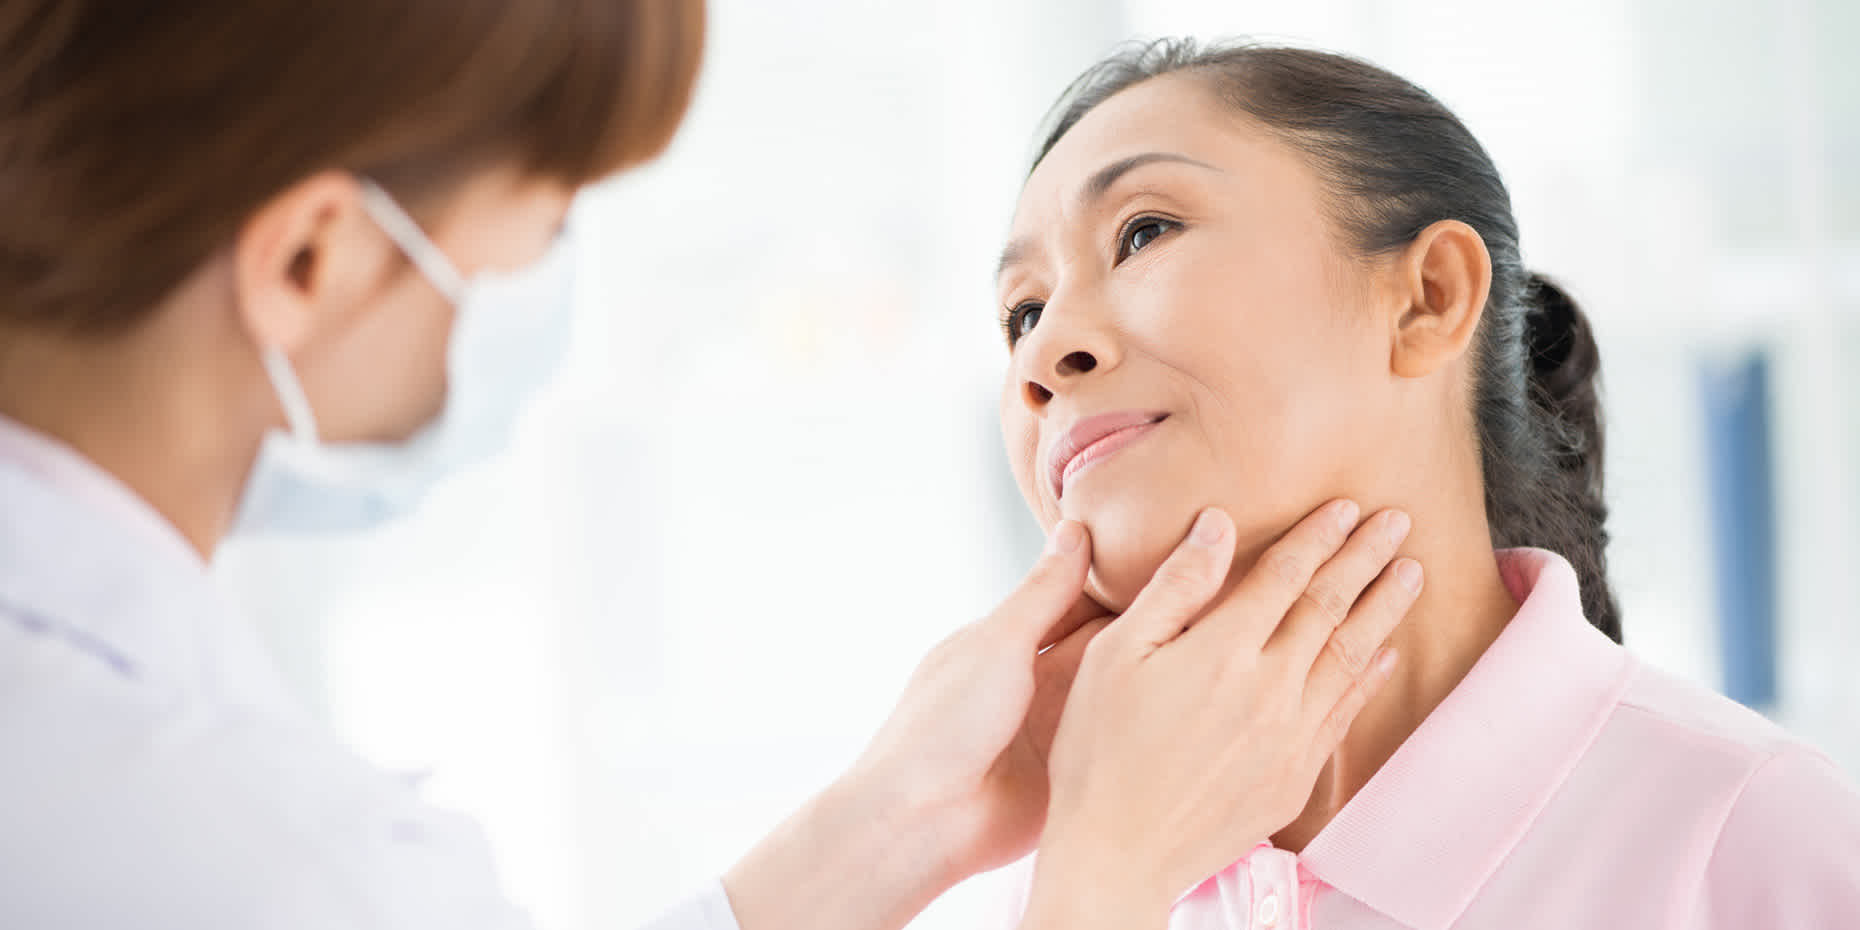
[1191,509,1227,546]
[1333,499,1360,533]
[1396,558,1423,593]
[1385,510,1412,544]
[1375,648,1400,680]
[1047,520,1085,554]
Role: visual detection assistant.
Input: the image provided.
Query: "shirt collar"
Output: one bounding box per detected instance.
[0,412,207,570]
[1296,548,1636,930]
[0,412,222,689]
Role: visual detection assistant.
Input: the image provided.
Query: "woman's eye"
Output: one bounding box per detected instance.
[1007,303,1042,344]
[1119,217,1174,260]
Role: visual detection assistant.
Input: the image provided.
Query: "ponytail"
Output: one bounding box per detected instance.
[1517,274,1619,640]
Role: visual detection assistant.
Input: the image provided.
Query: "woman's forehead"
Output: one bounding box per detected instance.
[1020,78,1212,201]
[1007,77,1306,237]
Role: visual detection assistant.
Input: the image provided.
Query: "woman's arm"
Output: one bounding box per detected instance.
[723,501,1417,930]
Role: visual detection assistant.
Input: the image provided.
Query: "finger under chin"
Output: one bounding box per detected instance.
[991,520,1095,649]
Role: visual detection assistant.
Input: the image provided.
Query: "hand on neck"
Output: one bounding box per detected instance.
[1268,473,1521,854]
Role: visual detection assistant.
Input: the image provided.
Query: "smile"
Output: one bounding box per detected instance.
[1047,410,1170,501]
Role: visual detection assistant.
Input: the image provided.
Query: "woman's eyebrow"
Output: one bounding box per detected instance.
[1081,151,1221,204]
[996,238,1033,280]
[997,152,1220,281]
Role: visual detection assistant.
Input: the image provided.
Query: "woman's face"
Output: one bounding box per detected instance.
[996,74,1403,612]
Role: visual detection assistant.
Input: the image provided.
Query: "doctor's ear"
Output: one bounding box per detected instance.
[1387,219,1492,379]
[230,172,399,356]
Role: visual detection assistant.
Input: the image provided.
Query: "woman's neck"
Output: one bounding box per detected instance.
[0,286,267,561]
[1268,480,1522,854]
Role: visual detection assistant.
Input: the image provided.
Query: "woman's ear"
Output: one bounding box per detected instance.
[1388,219,1492,379]
[230,172,390,357]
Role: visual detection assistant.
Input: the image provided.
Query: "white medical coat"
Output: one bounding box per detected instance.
[0,414,737,930]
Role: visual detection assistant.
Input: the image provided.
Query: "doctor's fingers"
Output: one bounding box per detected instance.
[1300,555,1422,727]
[1307,637,1401,770]
[985,519,1097,652]
[1171,498,1360,657]
[1261,507,1412,671]
[1098,508,1237,654]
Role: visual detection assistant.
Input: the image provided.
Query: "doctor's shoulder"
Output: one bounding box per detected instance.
[0,605,532,928]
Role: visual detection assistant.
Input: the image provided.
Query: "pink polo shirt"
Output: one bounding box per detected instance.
[1006,548,1860,929]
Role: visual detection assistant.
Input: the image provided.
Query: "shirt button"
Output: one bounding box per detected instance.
[1257,892,1281,927]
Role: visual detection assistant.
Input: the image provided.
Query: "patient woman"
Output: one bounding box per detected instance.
[994,40,1860,929]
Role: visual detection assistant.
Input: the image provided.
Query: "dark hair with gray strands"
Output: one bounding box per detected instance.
[1033,39,1620,642]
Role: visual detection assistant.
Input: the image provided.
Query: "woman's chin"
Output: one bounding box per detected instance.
[1083,567,1142,614]
[1078,508,1194,614]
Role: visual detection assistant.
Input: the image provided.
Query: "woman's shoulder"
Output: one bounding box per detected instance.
[1514,655,1860,925]
[1600,656,1856,807]
[1601,659,1860,902]
[1611,656,1813,762]
[1680,725,1860,925]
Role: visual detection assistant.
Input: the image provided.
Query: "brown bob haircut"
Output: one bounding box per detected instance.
[0,0,706,334]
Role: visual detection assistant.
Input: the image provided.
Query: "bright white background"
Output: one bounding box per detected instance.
[217,1,1860,928]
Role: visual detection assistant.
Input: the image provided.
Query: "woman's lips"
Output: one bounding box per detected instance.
[1048,410,1170,501]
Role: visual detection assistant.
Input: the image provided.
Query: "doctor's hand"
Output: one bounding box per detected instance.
[1022,502,1419,930]
[849,517,1111,879]
[723,519,1111,930]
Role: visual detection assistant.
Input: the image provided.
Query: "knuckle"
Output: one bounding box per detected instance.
[1259,547,1307,590]
[1315,700,1351,748]
[1023,552,1068,589]
[1300,579,1351,626]
[1322,631,1369,677]
[1154,553,1213,593]
[1343,536,1384,573]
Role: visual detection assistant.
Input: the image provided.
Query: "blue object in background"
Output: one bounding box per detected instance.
[1698,351,1779,709]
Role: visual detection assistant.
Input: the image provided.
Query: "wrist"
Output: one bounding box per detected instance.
[1024,822,1173,930]
[723,764,964,930]
[1022,868,1170,930]
[832,760,968,893]
[1022,896,1166,930]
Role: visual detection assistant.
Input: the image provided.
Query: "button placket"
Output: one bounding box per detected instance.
[1256,890,1281,926]
[1245,847,1300,930]
[1215,851,1254,928]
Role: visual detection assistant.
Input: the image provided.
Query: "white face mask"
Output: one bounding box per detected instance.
[231,179,576,536]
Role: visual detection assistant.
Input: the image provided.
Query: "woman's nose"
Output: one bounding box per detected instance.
[1023,351,1098,408]
[1056,351,1097,376]
[1021,319,1114,412]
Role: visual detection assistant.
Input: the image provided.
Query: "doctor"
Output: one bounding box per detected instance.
[0,2,1422,928]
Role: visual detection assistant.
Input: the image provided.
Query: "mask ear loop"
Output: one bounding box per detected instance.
[356,179,468,304]
[254,180,467,451]
[260,347,320,444]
